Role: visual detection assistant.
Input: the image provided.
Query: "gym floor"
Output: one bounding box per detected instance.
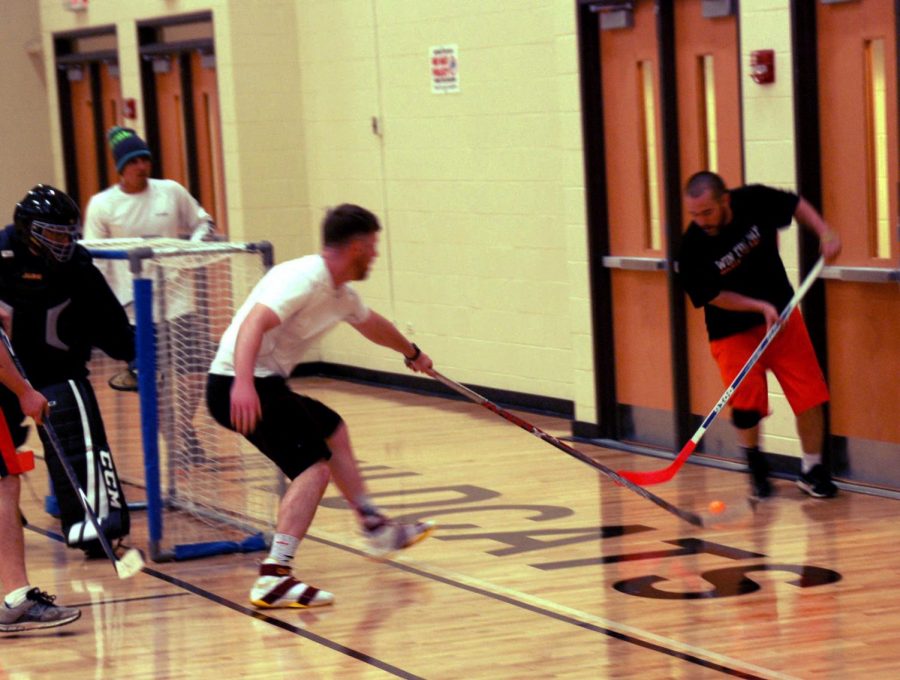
[5,377,898,679]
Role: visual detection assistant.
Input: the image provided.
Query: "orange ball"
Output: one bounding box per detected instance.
[708,500,726,514]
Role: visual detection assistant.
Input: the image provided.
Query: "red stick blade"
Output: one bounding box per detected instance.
[617,441,697,486]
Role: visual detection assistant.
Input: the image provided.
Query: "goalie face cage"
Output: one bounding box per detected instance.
[84,237,281,561]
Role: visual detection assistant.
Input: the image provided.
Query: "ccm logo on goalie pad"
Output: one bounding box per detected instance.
[99,448,123,509]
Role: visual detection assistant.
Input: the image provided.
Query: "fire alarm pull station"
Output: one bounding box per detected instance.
[750,50,775,84]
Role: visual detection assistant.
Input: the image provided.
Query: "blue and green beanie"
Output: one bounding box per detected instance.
[108,126,151,173]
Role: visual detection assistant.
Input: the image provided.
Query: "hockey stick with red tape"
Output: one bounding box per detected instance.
[617,257,825,486]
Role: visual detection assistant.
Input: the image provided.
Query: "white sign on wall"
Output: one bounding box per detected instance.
[430,44,459,94]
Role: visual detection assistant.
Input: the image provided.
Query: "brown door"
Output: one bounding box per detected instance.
[674,0,744,458]
[98,62,121,189]
[67,62,122,212]
[816,0,900,485]
[596,0,743,452]
[151,51,226,236]
[600,0,674,448]
[154,55,190,196]
[190,51,227,232]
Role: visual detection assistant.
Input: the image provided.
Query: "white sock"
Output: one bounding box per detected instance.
[801,453,821,473]
[265,533,299,566]
[4,585,32,608]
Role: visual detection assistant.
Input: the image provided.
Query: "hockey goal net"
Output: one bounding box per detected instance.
[84,237,280,561]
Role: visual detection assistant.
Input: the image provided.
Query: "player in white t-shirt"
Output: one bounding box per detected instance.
[207,204,435,610]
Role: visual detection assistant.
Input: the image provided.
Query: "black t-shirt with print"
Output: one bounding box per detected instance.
[677,184,799,340]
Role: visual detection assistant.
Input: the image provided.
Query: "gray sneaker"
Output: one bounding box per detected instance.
[364,519,436,559]
[0,588,81,633]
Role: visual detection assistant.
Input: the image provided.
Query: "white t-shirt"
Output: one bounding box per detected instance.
[209,254,370,378]
[83,178,215,316]
[84,178,213,241]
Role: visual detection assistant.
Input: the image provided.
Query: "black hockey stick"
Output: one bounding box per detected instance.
[0,329,144,579]
[431,371,706,527]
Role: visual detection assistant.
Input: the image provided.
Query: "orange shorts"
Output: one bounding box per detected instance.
[710,309,829,418]
[0,409,33,478]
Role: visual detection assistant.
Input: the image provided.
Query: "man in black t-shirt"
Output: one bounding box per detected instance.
[678,171,841,499]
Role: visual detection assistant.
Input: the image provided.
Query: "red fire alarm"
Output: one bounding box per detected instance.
[750,50,775,84]
[123,98,137,119]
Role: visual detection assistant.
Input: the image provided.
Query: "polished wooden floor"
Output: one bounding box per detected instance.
[4,376,899,679]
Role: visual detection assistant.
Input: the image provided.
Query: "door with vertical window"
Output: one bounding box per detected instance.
[56,29,121,212]
[599,0,674,449]
[595,0,744,452]
[816,0,900,486]
[674,0,744,459]
[140,13,226,235]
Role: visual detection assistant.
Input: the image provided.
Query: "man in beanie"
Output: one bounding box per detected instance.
[83,126,215,458]
[84,126,216,310]
[84,126,215,247]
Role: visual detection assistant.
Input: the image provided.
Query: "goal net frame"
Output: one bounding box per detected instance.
[84,237,280,562]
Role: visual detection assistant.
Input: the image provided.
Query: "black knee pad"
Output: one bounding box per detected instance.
[732,408,762,430]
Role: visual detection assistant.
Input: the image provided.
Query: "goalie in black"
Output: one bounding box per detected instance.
[0,185,135,557]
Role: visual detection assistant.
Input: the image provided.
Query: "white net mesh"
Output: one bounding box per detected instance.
[84,238,281,560]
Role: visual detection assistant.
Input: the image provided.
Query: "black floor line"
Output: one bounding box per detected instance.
[27,522,762,678]
[307,533,765,679]
[25,523,422,679]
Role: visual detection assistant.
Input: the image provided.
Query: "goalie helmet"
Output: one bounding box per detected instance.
[13,184,82,264]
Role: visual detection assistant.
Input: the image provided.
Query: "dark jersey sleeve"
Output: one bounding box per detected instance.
[84,263,135,363]
[677,227,722,309]
[737,184,799,232]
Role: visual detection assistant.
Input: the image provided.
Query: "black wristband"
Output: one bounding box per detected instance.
[404,343,421,364]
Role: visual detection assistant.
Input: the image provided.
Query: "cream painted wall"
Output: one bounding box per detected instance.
[0,1,54,211]
[295,1,588,403]
[740,0,804,456]
[29,0,589,409]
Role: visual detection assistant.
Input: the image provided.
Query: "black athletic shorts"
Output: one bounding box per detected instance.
[206,373,339,479]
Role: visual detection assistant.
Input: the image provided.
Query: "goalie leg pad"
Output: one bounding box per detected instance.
[39,378,130,551]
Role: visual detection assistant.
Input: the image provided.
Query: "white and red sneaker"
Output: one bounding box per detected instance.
[249,563,334,609]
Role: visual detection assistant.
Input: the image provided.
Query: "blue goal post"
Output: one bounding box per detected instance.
[84,237,278,562]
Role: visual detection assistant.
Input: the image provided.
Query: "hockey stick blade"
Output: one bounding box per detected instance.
[618,257,825,485]
[115,547,146,579]
[431,371,706,527]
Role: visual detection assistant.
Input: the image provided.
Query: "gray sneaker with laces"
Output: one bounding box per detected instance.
[364,519,436,559]
[0,588,81,633]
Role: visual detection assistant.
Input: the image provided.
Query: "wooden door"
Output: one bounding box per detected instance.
[674,0,744,457]
[600,0,674,448]
[153,55,189,197]
[99,62,121,187]
[151,51,226,236]
[67,62,121,212]
[816,0,900,485]
[68,66,100,212]
[190,51,227,232]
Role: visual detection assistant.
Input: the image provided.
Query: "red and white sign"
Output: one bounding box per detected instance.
[430,44,459,94]
[66,0,89,10]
